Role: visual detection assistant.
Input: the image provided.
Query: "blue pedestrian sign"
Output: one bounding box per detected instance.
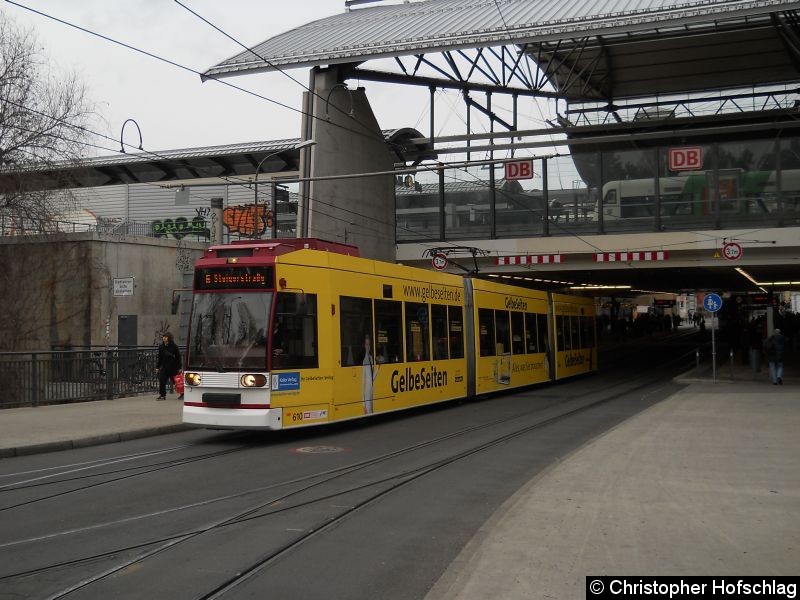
[703,293,722,313]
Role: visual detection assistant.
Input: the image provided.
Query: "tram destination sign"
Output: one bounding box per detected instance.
[195,266,274,290]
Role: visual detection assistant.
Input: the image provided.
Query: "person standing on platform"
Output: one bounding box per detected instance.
[156,332,182,400]
[764,328,788,385]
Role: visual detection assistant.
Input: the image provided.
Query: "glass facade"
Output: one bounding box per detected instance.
[396,136,792,241]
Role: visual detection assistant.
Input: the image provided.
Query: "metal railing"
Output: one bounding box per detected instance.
[0,347,162,408]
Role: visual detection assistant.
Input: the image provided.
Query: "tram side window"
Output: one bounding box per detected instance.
[525,312,538,353]
[375,300,403,364]
[406,302,430,362]
[556,316,566,352]
[581,316,595,349]
[495,311,510,355]
[449,306,464,359]
[478,308,495,357]
[274,292,318,369]
[431,304,448,360]
[537,314,549,354]
[340,296,373,367]
[511,311,524,355]
[570,316,580,350]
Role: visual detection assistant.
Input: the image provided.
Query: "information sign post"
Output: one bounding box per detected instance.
[703,293,723,382]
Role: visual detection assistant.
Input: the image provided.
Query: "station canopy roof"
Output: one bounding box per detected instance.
[0,129,428,191]
[204,0,800,101]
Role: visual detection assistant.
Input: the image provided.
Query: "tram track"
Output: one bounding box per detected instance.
[0,346,694,599]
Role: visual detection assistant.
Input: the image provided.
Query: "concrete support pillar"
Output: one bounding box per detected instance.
[210,197,224,245]
[300,66,396,261]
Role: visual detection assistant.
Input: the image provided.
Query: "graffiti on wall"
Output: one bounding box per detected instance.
[152,207,211,240]
[223,204,273,237]
[152,205,275,240]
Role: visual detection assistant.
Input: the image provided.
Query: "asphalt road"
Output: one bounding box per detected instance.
[0,334,697,600]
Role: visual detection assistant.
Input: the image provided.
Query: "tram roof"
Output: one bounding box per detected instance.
[204,0,800,100]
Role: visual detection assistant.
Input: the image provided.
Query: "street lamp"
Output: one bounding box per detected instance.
[253,139,316,239]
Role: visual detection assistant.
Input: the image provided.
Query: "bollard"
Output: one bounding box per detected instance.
[696,348,700,370]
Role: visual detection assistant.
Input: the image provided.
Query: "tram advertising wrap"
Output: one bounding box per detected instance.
[182,239,597,431]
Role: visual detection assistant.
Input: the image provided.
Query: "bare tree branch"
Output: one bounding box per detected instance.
[0,11,98,224]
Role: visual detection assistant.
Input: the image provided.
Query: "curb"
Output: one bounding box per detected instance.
[0,424,191,459]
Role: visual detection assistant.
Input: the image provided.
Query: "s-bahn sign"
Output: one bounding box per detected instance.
[668,147,703,171]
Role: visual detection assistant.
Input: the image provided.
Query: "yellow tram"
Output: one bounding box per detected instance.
[182,239,597,430]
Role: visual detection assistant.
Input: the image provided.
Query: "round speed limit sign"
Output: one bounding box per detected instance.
[431,252,448,270]
[722,241,743,261]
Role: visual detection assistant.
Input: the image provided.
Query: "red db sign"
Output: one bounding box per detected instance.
[668,147,703,171]
[504,159,534,180]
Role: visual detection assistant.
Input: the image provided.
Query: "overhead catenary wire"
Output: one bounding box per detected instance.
[3,0,395,151]
[4,0,772,265]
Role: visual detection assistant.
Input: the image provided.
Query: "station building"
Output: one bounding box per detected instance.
[2,0,799,350]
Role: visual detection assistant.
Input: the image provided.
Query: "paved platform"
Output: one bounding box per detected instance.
[0,356,797,598]
[0,393,187,458]
[427,362,799,599]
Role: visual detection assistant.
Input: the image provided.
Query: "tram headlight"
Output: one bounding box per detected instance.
[186,372,202,386]
[241,374,268,388]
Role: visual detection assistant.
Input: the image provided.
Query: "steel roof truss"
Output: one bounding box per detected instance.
[414,54,459,82]
[772,11,800,72]
[462,93,515,133]
[442,51,465,82]
[394,56,410,76]
[567,87,799,125]
[506,44,533,89]
[485,46,529,89]
[383,44,550,94]
[539,36,610,99]
[462,47,486,82]
[457,48,500,85]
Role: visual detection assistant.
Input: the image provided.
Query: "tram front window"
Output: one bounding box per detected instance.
[188,292,272,370]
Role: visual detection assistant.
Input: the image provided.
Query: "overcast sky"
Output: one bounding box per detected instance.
[3,1,423,152]
[3,0,564,180]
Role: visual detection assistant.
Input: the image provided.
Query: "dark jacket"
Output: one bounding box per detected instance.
[157,339,182,376]
[764,332,787,362]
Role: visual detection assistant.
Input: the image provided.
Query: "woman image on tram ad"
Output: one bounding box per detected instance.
[360,333,379,415]
[155,332,182,400]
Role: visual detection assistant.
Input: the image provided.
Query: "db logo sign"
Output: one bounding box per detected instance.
[504,159,534,180]
[431,253,448,270]
[668,147,703,171]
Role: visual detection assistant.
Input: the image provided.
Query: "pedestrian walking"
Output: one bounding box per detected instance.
[763,328,788,385]
[156,332,182,399]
